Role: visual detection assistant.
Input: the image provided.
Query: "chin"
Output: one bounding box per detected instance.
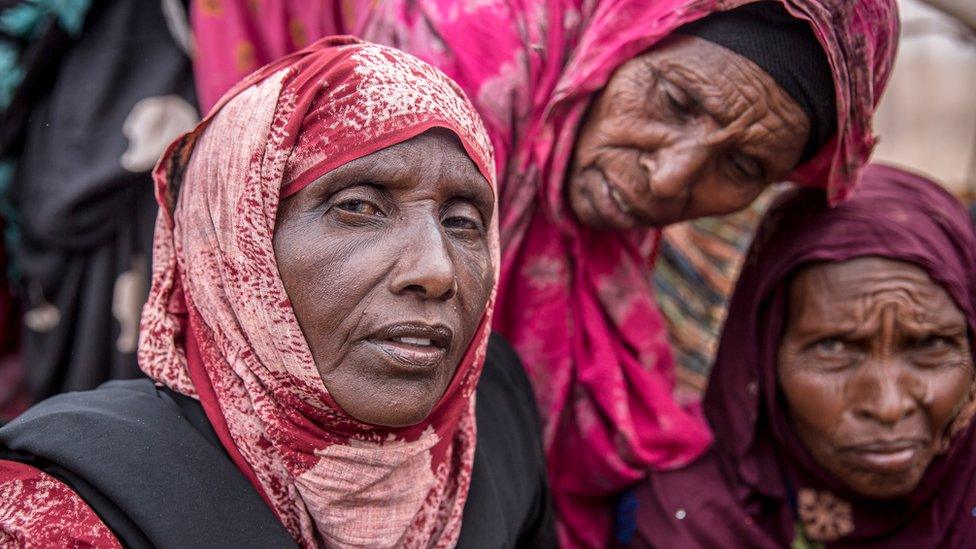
[335,386,442,428]
[845,470,924,500]
[341,404,437,429]
[375,405,438,429]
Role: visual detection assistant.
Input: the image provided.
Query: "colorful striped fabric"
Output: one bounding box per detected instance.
[655,186,783,403]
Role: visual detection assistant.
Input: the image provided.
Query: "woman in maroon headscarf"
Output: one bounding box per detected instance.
[189,1,899,545]
[625,164,976,547]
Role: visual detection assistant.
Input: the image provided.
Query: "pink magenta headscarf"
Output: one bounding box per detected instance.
[139,36,498,548]
[189,1,899,545]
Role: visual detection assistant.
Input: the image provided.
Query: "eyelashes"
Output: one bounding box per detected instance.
[660,77,697,119]
[335,198,384,217]
[326,187,486,236]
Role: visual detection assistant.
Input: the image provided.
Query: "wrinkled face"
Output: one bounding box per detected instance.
[274,129,495,428]
[569,35,811,229]
[778,257,974,498]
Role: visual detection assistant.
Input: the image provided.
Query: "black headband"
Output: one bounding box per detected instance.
[678,1,837,162]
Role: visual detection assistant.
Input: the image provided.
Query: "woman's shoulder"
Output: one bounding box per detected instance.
[0,459,121,547]
[623,449,778,549]
[480,332,539,411]
[461,332,556,548]
[0,378,295,548]
[475,332,546,460]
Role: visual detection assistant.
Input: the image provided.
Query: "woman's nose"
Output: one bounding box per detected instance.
[641,142,710,201]
[389,219,458,300]
[852,362,918,426]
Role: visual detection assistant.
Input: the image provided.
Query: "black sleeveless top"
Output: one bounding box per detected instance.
[0,334,554,548]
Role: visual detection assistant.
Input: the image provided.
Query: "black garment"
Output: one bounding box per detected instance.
[0,0,87,155]
[7,0,195,400]
[0,334,554,548]
[458,333,555,548]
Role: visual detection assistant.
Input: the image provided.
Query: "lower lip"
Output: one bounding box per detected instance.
[845,446,919,473]
[367,340,447,372]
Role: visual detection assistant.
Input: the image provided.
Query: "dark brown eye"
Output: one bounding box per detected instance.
[335,198,383,217]
[910,334,957,352]
[442,201,485,234]
[443,216,480,231]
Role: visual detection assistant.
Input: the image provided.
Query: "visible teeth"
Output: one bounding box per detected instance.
[394,337,432,346]
[609,186,631,213]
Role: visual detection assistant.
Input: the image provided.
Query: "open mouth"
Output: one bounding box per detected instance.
[391,336,438,346]
[608,183,631,215]
[368,323,453,371]
[578,167,639,229]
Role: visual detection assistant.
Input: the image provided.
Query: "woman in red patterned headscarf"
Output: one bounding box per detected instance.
[0,37,553,548]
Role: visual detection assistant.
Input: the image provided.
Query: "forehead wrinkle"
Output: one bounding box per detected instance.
[847,291,917,340]
[807,259,967,336]
[415,132,494,205]
[661,62,741,128]
[353,133,494,214]
[788,268,860,335]
[334,136,448,187]
[328,140,417,183]
[845,290,966,345]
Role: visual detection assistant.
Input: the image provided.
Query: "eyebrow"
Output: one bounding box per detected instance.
[316,154,494,217]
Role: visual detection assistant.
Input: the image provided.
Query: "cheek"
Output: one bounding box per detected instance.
[451,242,494,332]
[275,225,387,360]
[598,148,646,188]
[779,356,849,441]
[926,365,974,430]
[690,177,763,217]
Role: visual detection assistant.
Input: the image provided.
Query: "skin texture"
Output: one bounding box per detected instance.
[274,129,494,428]
[569,35,811,229]
[778,257,974,498]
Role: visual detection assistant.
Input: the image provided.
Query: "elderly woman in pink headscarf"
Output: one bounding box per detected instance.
[191,1,899,545]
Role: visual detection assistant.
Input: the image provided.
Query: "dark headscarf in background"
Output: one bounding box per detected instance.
[631,165,976,547]
[0,0,196,402]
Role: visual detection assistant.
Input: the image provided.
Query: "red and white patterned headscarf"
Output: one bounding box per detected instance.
[138,36,498,548]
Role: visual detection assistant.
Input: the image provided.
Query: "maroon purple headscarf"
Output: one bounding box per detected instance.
[630,164,976,547]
